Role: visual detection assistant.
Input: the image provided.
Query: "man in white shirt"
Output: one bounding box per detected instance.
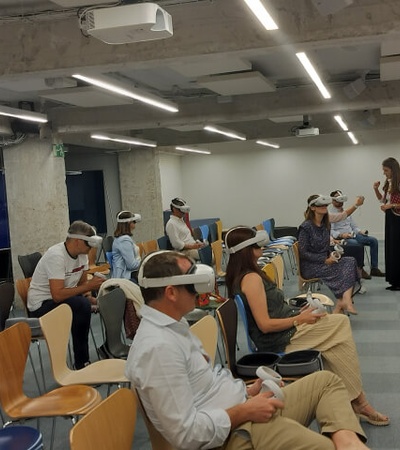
[165,197,204,260]
[28,221,105,369]
[330,190,385,279]
[126,250,368,450]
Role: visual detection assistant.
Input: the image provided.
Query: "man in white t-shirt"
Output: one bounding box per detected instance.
[28,220,104,369]
[165,197,204,260]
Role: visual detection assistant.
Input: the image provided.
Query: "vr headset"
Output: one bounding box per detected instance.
[308,195,332,207]
[171,198,190,213]
[67,232,103,248]
[117,211,142,223]
[225,228,270,254]
[331,190,348,203]
[138,251,215,294]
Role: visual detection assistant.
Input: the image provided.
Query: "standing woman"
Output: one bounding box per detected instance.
[373,157,400,290]
[298,195,360,314]
[112,210,142,282]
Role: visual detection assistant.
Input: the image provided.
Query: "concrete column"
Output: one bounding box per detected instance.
[118,149,164,243]
[3,137,69,281]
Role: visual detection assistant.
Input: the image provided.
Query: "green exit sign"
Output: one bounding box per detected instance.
[53,143,64,157]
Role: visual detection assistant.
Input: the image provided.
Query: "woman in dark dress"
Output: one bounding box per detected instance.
[297,195,360,314]
[373,157,400,290]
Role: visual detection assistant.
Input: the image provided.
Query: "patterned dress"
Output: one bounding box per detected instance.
[298,220,359,298]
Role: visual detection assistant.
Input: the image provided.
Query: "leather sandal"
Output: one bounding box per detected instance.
[353,402,390,426]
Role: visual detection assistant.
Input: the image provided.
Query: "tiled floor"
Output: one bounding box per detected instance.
[2,244,398,449]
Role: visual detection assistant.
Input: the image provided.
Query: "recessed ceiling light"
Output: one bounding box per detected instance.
[347,131,358,145]
[334,115,348,131]
[73,74,179,113]
[243,0,279,30]
[175,146,211,155]
[256,140,280,148]
[204,124,246,141]
[295,52,331,99]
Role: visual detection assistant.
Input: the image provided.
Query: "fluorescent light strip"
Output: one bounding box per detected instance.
[91,133,157,148]
[334,115,348,131]
[256,140,280,149]
[295,52,331,99]
[243,0,279,30]
[204,125,246,141]
[73,74,179,113]
[347,132,358,145]
[0,105,48,123]
[175,146,211,155]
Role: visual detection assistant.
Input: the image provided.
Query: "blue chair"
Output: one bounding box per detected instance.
[208,222,218,243]
[234,294,258,353]
[105,251,114,277]
[157,235,171,250]
[0,426,43,450]
[199,224,210,243]
[198,245,213,267]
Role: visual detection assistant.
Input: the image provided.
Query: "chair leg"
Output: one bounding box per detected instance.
[28,345,43,394]
[49,417,56,450]
[35,340,46,392]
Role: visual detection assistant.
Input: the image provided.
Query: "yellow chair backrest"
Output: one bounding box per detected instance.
[211,240,225,277]
[270,254,284,289]
[190,315,218,366]
[261,263,278,285]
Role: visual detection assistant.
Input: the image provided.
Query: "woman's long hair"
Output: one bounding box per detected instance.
[382,157,400,195]
[304,194,330,230]
[114,211,134,237]
[225,226,269,299]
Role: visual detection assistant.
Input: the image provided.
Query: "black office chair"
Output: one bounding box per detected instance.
[18,252,42,278]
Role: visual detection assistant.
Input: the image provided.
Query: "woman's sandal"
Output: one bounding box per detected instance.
[353,402,390,426]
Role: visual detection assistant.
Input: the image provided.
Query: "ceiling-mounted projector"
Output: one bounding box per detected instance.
[80,3,173,45]
[296,127,320,137]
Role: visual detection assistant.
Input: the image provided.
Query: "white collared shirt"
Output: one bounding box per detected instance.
[126,305,246,450]
[165,215,196,251]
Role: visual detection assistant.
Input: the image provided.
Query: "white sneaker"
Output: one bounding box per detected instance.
[358,284,367,295]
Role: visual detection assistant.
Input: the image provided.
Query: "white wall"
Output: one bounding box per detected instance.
[159,136,400,239]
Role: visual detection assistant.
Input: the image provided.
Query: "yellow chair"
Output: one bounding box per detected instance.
[211,240,226,278]
[261,263,278,285]
[189,314,218,366]
[142,239,158,255]
[215,219,223,241]
[70,388,137,450]
[0,323,101,450]
[39,304,129,389]
[270,254,285,289]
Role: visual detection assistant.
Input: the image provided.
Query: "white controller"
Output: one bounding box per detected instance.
[93,272,107,279]
[331,244,345,261]
[256,366,284,401]
[307,296,327,315]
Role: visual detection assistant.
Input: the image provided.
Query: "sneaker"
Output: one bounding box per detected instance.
[361,268,372,280]
[358,284,367,295]
[370,268,385,277]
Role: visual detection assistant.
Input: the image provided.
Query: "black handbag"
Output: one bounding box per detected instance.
[275,349,323,377]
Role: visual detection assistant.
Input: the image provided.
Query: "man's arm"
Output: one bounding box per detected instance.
[49,276,104,302]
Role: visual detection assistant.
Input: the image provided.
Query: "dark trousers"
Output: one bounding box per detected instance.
[30,296,91,369]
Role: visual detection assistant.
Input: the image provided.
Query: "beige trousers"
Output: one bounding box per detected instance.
[223,371,366,450]
[285,314,362,400]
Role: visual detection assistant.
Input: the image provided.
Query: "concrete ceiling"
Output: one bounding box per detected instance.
[1,0,400,154]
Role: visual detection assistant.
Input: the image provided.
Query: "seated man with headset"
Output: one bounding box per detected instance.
[28,220,105,369]
[126,249,368,450]
[330,190,385,279]
[165,197,204,260]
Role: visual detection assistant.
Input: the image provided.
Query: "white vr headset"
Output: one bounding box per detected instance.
[117,211,142,223]
[308,195,332,207]
[171,198,191,213]
[138,251,215,293]
[332,190,348,203]
[67,233,103,248]
[226,228,270,254]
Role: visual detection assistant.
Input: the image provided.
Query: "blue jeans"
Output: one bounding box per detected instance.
[346,234,379,269]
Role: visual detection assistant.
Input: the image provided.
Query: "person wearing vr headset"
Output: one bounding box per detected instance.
[330,190,384,280]
[112,210,142,282]
[298,194,362,315]
[224,226,388,428]
[373,157,400,291]
[165,197,205,260]
[28,220,104,370]
[126,250,372,450]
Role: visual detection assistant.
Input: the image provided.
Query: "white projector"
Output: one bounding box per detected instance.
[296,127,320,137]
[82,3,173,45]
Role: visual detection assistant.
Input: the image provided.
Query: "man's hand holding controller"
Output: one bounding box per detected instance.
[255,366,285,401]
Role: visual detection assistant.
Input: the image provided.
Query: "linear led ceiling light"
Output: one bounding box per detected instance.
[72,74,179,113]
[256,139,280,148]
[91,133,157,148]
[347,132,358,145]
[175,146,211,155]
[333,115,348,131]
[243,0,279,30]
[0,105,48,123]
[295,52,331,99]
[204,125,246,141]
